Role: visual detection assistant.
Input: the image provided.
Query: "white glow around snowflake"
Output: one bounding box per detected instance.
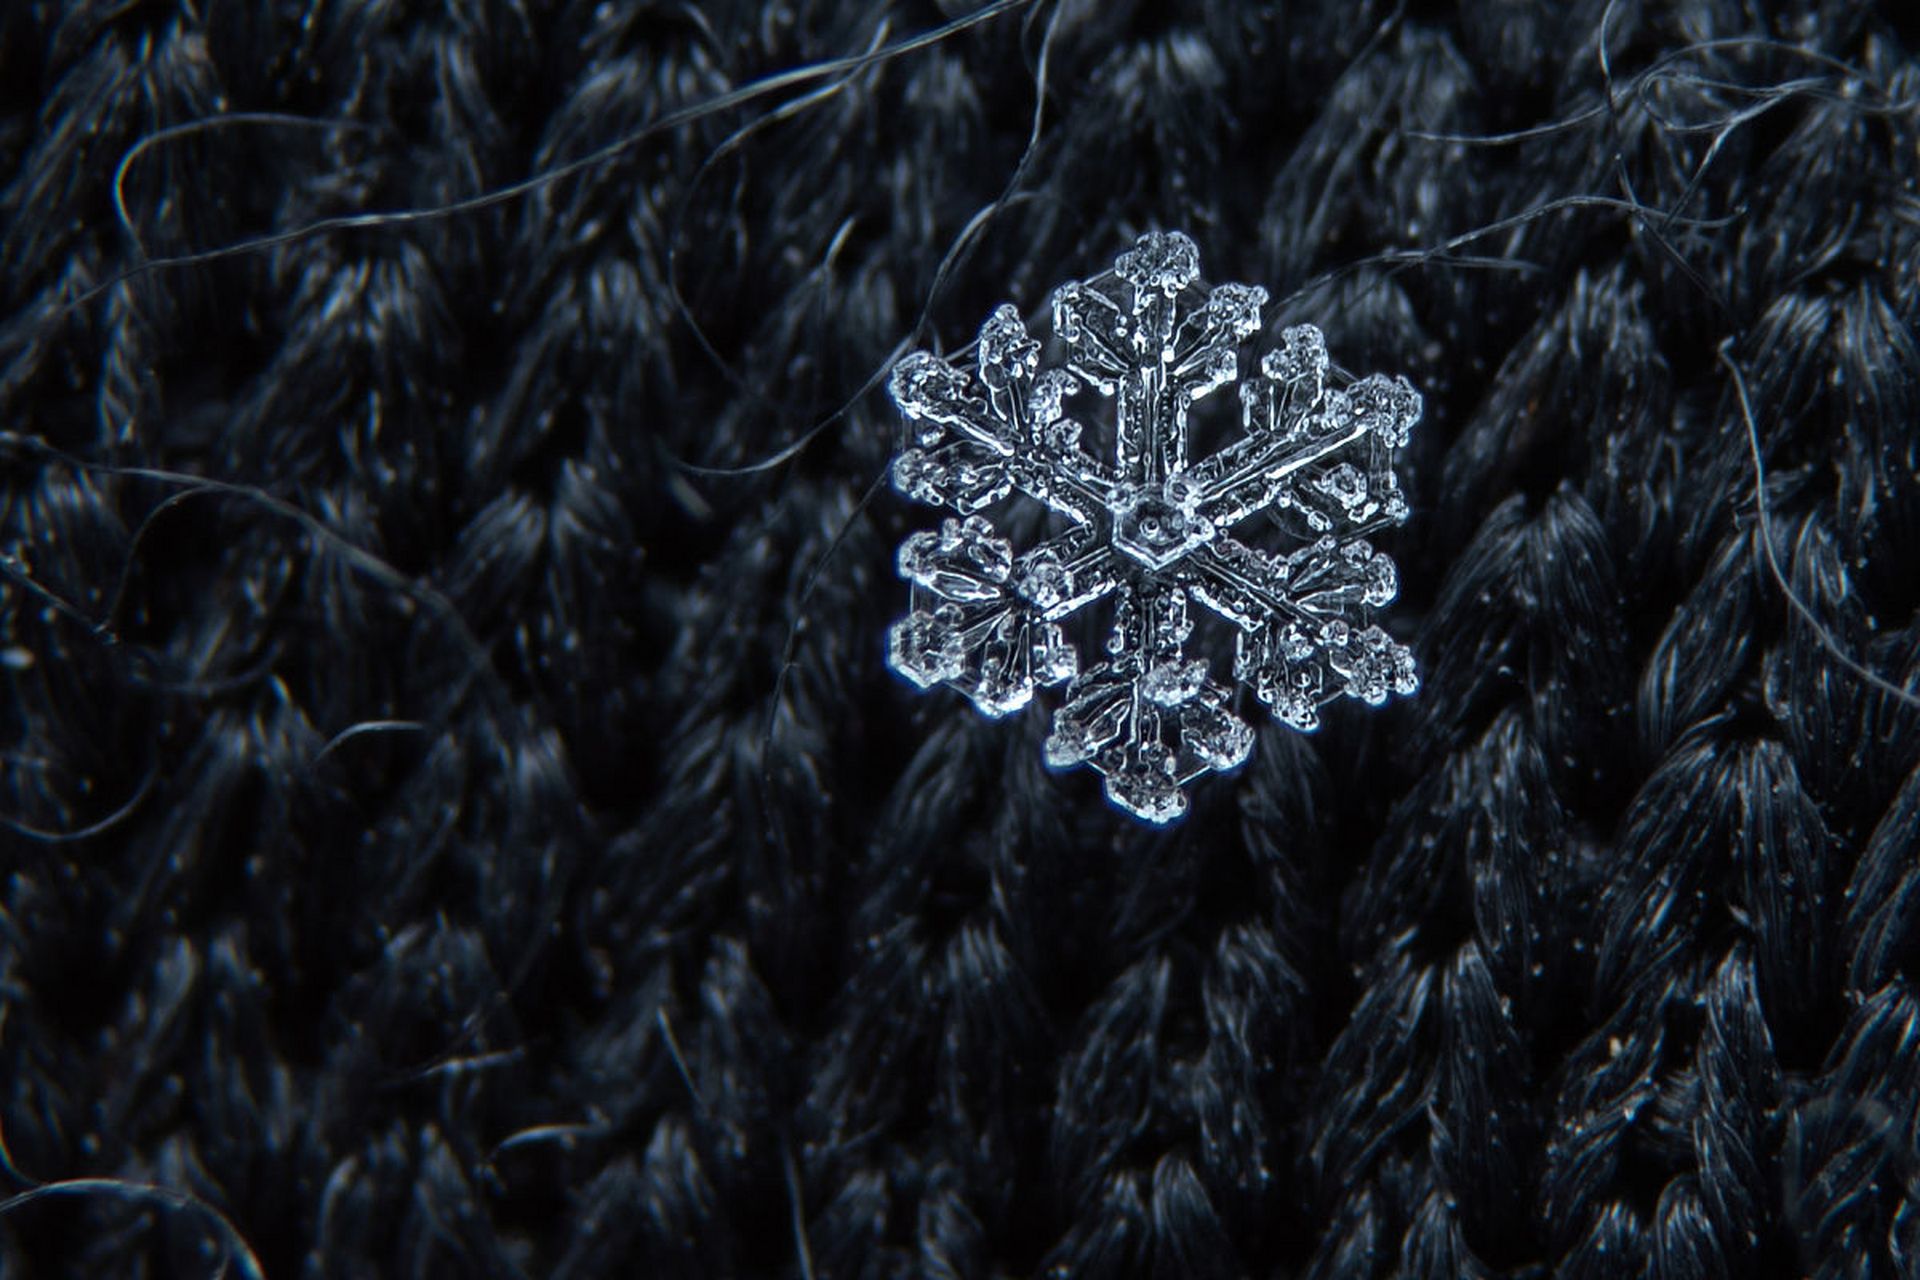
[885,230,1421,824]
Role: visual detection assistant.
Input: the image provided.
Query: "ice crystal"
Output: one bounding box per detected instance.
[885,231,1421,824]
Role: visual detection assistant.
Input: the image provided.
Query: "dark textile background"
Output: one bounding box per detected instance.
[3,0,1919,1276]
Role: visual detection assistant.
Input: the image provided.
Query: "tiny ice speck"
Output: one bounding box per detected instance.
[885,230,1421,824]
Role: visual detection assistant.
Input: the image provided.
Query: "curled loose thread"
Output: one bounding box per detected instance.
[112,112,382,261]
[1408,36,1920,146]
[35,0,1040,333]
[0,1178,267,1280]
[673,0,1071,481]
[0,764,156,844]
[1718,340,1920,713]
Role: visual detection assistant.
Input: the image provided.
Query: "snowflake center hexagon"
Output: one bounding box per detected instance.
[885,230,1423,824]
[1113,485,1214,570]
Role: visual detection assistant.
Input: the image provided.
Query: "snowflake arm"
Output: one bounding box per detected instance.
[1044,585,1253,824]
[888,515,1081,719]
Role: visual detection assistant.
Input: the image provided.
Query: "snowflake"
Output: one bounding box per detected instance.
[885,230,1421,824]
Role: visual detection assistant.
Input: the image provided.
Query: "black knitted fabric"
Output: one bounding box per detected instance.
[4,0,1920,1276]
